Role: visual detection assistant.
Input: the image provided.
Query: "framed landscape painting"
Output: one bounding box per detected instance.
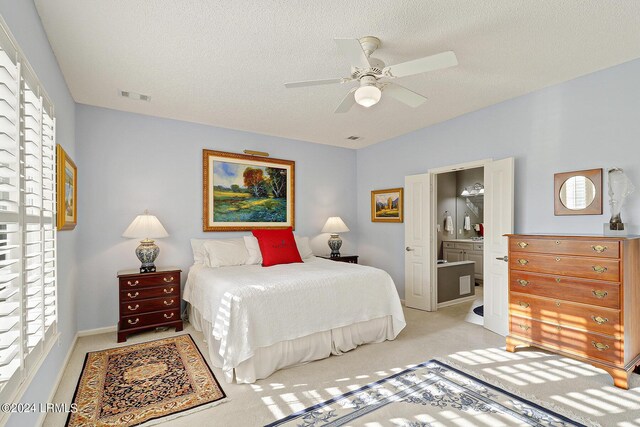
[203,150,295,231]
[371,188,403,223]
[56,144,77,230]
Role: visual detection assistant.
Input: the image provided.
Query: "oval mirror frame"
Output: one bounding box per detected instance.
[554,168,603,216]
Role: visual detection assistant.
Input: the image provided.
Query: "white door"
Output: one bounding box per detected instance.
[483,158,515,336]
[404,173,434,311]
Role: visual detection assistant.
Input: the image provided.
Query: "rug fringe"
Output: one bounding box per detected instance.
[139,397,230,427]
[433,357,601,427]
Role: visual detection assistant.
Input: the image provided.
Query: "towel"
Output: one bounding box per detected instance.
[464,214,471,231]
[445,215,453,234]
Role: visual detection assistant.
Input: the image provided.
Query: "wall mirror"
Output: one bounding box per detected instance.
[554,168,602,215]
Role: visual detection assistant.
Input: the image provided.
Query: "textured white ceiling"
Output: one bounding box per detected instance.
[35,1,640,148]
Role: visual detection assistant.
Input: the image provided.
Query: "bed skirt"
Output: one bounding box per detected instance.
[188,304,396,384]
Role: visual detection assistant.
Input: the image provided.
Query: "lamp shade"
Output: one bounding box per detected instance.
[321,217,350,234]
[122,211,169,239]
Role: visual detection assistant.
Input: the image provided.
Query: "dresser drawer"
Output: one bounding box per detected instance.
[510,271,620,309]
[510,316,622,364]
[510,252,620,281]
[120,284,179,302]
[510,237,620,258]
[120,309,180,330]
[120,296,180,315]
[510,293,621,337]
[119,271,179,290]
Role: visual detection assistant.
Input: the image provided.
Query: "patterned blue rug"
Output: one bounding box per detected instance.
[266,360,588,427]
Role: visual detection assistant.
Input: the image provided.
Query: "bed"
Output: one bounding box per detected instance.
[184,256,406,384]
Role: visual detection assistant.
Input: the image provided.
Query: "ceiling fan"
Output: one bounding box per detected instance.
[284,36,458,113]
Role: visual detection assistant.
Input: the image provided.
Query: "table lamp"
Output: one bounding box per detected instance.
[122,210,169,273]
[321,216,350,257]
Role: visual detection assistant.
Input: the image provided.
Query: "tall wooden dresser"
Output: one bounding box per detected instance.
[506,234,640,389]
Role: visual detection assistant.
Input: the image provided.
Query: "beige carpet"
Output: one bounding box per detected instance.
[45,299,640,426]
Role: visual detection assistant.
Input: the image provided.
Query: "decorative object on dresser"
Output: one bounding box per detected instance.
[317,254,358,264]
[202,149,294,231]
[371,187,403,222]
[505,234,640,389]
[56,144,77,230]
[122,210,169,273]
[117,268,182,342]
[553,168,602,216]
[321,216,350,257]
[606,167,635,233]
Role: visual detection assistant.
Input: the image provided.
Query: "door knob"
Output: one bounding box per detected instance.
[405,247,415,252]
[495,256,509,262]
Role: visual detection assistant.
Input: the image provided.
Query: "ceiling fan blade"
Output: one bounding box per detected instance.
[334,38,371,69]
[383,83,428,108]
[334,87,357,113]
[383,51,457,78]
[285,78,346,89]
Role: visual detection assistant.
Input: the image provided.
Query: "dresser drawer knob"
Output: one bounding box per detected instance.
[127,318,139,325]
[127,280,139,287]
[555,325,562,331]
[127,292,139,298]
[517,279,529,287]
[163,276,174,283]
[164,312,175,319]
[591,245,608,253]
[555,240,561,245]
[591,315,609,325]
[592,290,608,299]
[555,277,561,283]
[517,242,529,248]
[518,324,530,331]
[163,299,174,306]
[592,265,608,274]
[164,287,174,294]
[555,257,561,262]
[591,341,609,351]
[127,304,139,311]
[518,301,530,308]
[517,259,529,266]
[555,300,561,307]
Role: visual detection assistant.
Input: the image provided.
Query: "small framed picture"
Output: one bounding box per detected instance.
[371,188,403,223]
[56,144,77,230]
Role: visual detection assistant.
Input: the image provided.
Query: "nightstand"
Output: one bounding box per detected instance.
[318,255,358,264]
[117,267,183,342]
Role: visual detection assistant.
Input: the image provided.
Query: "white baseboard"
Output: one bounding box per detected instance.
[437,295,477,309]
[77,325,117,337]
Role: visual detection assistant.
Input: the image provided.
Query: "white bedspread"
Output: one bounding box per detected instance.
[183,257,405,372]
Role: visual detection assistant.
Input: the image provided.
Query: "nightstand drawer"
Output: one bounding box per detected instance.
[119,271,179,290]
[120,284,179,302]
[120,309,180,330]
[120,296,180,314]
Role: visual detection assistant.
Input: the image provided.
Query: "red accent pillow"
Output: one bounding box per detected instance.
[252,228,303,267]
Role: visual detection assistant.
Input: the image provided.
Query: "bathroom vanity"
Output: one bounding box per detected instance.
[443,239,484,283]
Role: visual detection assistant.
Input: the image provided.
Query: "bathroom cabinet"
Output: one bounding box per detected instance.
[443,241,484,282]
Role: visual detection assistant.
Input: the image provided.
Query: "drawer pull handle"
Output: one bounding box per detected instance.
[127,292,139,298]
[517,242,529,248]
[164,299,174,306]
[127,280,139,287]
[127,318,139,325]
[591,341,609,351]
[164,312,175,319]
[592,265,608,274]
[517,259,529,266]
[127,304,139,311]
[517,279,529,287]
[591,245,608,253]
[164,287,174,294]
[591,315,609,325]
[518,302,530,308]
[518,324,530,331]
[163,276,174,283]
[592,290,608,299]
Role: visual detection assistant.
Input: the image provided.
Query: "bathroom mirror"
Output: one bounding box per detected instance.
[554,168,602,215]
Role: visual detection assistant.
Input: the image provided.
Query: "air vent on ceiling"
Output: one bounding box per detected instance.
[346,136,361,141]
[119,90,151,102]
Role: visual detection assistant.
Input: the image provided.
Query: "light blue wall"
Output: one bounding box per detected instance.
[357,58,640,298]
[0,2,77,426]
[75,105,358,330]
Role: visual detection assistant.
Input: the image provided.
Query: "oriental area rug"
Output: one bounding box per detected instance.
[267,359,593,427]
[66,334,226,427]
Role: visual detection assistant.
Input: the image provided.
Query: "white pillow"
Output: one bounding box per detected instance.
[243,236,263,265]
[202,238,249,268]
[190,239,208,265]
[295,236,314,259]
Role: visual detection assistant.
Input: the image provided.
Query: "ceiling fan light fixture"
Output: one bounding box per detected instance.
[354,85,381,108]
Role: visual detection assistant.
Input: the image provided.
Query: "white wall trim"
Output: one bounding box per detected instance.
[77,325,117,337]
[437,295,478,309]
[428,158,492,174]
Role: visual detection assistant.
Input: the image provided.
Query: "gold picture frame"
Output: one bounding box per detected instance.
[371,188,403,223]
[203,150,295,231]
[56,144,77,230]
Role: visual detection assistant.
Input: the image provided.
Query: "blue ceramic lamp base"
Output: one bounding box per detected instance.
[328,234,342,258]
[136,239,159,273]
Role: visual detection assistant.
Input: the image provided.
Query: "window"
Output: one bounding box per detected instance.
[0,19,57,403]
